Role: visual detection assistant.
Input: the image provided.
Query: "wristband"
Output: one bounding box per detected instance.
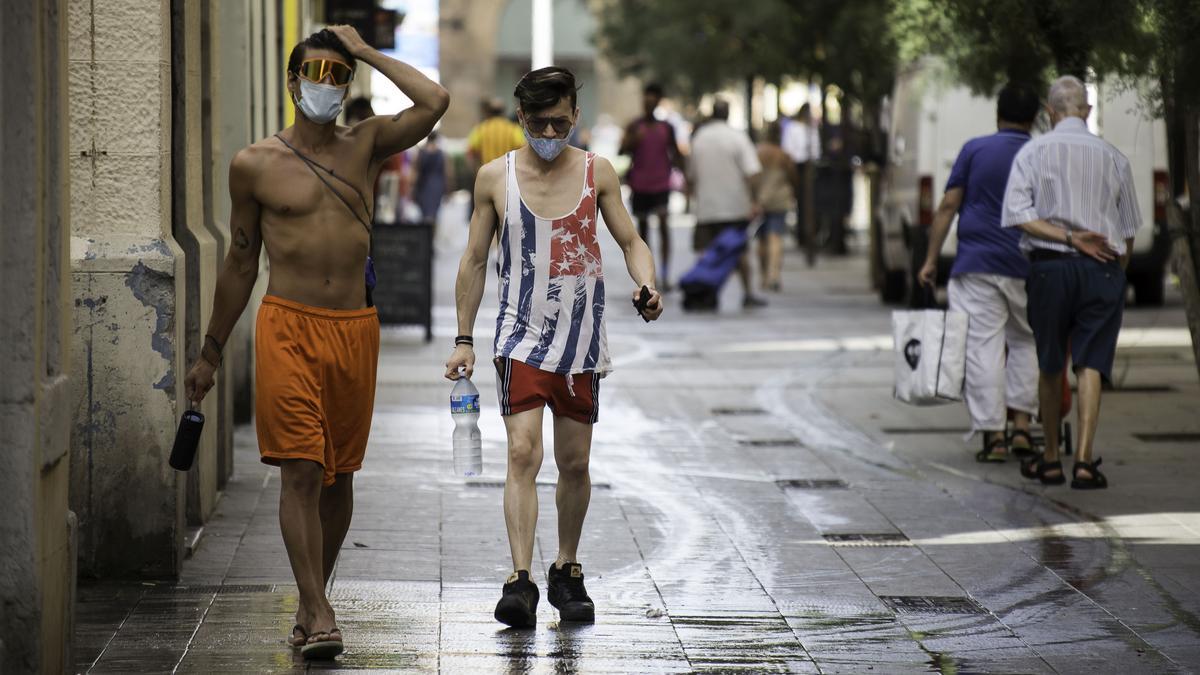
[455,335,474,347]
[200,343,222,368]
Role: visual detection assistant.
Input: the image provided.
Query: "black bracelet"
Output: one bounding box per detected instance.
[204,333,223,354]
[455,335,474,347]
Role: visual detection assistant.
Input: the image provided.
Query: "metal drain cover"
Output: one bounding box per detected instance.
[1133,432,1200,443]
[823,533,910,546]
[712,407,768,416]
[739,439,803,447]
[149,584,277,594]
[466,480,611,490]
[879,595,986,615]
[777,479,848,489]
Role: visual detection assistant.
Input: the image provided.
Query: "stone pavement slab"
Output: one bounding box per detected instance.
[73,228,1200,672]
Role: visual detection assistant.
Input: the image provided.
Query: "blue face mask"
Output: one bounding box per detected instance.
[523,122,573,162]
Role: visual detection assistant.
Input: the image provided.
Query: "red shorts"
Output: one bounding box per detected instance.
[494,357,600,424]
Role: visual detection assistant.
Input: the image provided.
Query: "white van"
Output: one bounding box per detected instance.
[872,58,1171,306]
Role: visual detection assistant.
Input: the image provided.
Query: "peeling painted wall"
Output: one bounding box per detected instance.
[68,0,186,579]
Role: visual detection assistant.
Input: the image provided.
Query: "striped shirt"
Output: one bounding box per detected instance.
[1001,117,1141,254]
[468,116,526,166]
[494,151,611,375]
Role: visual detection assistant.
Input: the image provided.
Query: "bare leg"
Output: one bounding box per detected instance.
[636,214,650,253]
[503,407,545,572]
[279,459,336,635]
[770,233,784,288]
[1074,368,1104,477]
[738,253,754,295]
[655,208,671,283]
[552,415,594,565]
[757,234,770,290]
[319,473,354,585]
[1037,372,1064,480]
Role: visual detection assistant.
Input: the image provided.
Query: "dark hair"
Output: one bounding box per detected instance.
[345,96,374,122]
[711,99,730,121]
[287,29,357,77]
[514,67,580,113]
[997,82,1040,125]
[644,83,664,98]
[795,103,812,121]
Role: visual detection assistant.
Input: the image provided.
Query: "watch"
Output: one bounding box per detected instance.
[1065,230,1074,248]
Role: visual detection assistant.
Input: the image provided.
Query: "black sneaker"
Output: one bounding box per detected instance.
[547,562,595,623]
[494,570,539,628]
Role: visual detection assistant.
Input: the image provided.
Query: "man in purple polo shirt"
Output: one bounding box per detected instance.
[621,83,685,288]
[918,83,1041,463]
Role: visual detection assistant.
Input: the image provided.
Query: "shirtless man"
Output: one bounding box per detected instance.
[182,26,447,659]
[444,67,663,629]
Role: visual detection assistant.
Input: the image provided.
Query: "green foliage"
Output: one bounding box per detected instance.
[593,0,896,107]
[889,0,1147,95]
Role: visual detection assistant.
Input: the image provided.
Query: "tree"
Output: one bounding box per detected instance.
[593,0,896,117]
[894,0,1200,379]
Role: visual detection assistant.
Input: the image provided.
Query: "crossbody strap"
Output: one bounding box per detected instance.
[273,134,373,233]
[274,133,376,308]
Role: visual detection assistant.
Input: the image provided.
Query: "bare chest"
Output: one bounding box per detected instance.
[258,147,373,223]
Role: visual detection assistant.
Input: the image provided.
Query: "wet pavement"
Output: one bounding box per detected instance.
[75,208,1200,673]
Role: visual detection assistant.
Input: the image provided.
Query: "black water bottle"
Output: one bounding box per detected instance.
[169,406,204,471]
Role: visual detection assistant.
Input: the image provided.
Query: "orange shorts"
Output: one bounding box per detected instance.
[254,295,379,486]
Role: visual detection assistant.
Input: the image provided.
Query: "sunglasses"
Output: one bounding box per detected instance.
[525,115,574,135]
[294,58,353,87]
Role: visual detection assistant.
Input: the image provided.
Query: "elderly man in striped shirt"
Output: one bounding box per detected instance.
[1001,75,1141,489]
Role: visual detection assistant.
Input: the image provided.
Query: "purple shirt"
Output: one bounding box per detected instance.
[946,129,1031,278]
[626,118,675,194]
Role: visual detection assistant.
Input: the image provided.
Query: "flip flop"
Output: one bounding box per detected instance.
[288,624,308,648]
[301,627,344,660]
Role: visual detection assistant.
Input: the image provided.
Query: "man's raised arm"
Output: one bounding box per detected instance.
[329,25,449,158]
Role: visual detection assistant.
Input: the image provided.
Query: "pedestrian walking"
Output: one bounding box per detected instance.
[181,26,448,659]
[467,98,526,169]
[688,99,766,307]
[755,121,799,292]
[444,66,662,629]
[621,83,686,289]
[413,131,447,227]
[917,83,1041,462]
[782,103,820,255]
[1001,75,1141,489]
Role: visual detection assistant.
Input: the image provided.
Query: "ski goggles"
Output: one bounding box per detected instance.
[294,58,353,86]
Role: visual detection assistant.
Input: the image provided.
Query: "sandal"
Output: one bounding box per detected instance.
[975,435,1008,463]
[288,624,308,648]
[1009,429,1035,458]
[301,627,344,660]
[1071,458,1108,490]
[1020,454,1065,485]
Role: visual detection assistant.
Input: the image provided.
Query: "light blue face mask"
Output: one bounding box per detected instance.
[523,122,574,162]
[294,79,345,125]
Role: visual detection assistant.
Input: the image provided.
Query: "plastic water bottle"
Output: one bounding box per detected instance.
[450,367,482,476]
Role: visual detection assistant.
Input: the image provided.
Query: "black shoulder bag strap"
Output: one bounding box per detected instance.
[273,133,377,307]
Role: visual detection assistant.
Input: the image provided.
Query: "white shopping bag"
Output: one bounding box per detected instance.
[892,309,968,405]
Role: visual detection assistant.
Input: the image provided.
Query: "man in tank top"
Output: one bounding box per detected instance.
[445,67,663,628]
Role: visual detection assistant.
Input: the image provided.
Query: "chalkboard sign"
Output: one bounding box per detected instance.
[371,223,433,340]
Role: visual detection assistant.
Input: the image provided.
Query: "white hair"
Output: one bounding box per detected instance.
[1048,75,1088,115]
